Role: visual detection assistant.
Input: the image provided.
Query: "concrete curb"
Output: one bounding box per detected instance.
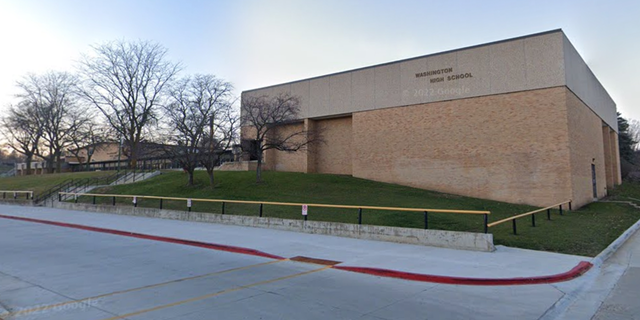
[592,217,640,267]
[333,261,593,286]
[539,217,640,320]
[0,200,33,206]
[0,212,593,286]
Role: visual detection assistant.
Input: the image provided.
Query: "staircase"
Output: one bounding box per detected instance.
[110,170,161,185]
[34,170,160,206]
[0,168,16,178]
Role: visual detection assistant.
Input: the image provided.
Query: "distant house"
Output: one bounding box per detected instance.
[14,161,50,176]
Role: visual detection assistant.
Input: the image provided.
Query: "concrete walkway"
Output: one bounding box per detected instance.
[0,204,588,280]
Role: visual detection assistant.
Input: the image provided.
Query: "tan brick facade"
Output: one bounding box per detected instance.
[565,89,608,207]
[263,123,306,172]
[311,117,353,175]
[255,87,620,208]
[352,87,574,207]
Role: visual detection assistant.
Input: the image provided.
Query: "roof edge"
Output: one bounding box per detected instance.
[243,28,565,94]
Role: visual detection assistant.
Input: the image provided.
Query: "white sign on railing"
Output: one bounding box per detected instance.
[187,199,192,208]
[302,204,308,216]
[132,196,137,204]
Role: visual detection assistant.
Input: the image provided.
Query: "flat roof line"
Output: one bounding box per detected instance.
[243,28,564,94]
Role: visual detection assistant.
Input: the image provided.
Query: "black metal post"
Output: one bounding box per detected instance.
[512,219,517,235]
[424,211,428,229]
[188,206,191,212]
[75,195,78,203]
[112,196,116,206]
[532,213,536,227]
[2,192,5,199]
[58,193,61,202]
[222,202,225,215]
[568,201,572,211]
[559,204,563,216]
[259,204,263,217]
[547,209,551,220]
[160,199,163,210]
[26,193,29,199]
[304,214,308,221]
[92,196,96,205]
[358,208,362,225]
[484,214,488,234]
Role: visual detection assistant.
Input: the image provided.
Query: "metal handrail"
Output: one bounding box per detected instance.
[33,171,127,204]
[59,192,490,214]
[486,200,572,234]
[58,191,491,233]
[0,190,33,200]
[34,180,70,203]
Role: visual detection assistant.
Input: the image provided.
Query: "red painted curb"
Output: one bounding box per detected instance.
[0,214,284,260]
[0,213,593,285]
[333,261,593,286]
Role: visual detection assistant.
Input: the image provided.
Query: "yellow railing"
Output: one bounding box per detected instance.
[486,200,572,234]
[58,192,491,232]
[0,190,34,200]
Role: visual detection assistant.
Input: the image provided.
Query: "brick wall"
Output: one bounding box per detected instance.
[313,117,353,175]
[244,86,617,208]
[264,123,306,172]
[351,86,573,207]
[565,89,608,207]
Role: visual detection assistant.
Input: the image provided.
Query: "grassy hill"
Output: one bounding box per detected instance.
[0,171,112,195]
[1,170,638,256]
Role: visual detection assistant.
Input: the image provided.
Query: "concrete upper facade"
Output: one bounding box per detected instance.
[243,29,617,131]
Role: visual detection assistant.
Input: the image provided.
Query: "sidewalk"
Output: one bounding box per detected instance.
[0,204,588,281]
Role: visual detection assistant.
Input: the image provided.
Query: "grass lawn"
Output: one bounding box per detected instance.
[608,181,640,204]
[0,171,112,195]
[68,170,640,257]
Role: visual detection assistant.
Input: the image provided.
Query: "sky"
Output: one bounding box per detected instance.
[0,0,639,121]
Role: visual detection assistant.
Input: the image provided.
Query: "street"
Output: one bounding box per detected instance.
[0,207,575,320]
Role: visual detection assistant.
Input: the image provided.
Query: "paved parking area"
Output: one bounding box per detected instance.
[0,209,580,320]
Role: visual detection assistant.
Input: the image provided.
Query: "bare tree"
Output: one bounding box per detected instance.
[15,72,82,173]
[165,74,234,186]
[199,101,239,186]
[78,40,181,169]
[0,147,24,164]
[0,104,43,175]
[629,119,640,152]
[241,93,320,183]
